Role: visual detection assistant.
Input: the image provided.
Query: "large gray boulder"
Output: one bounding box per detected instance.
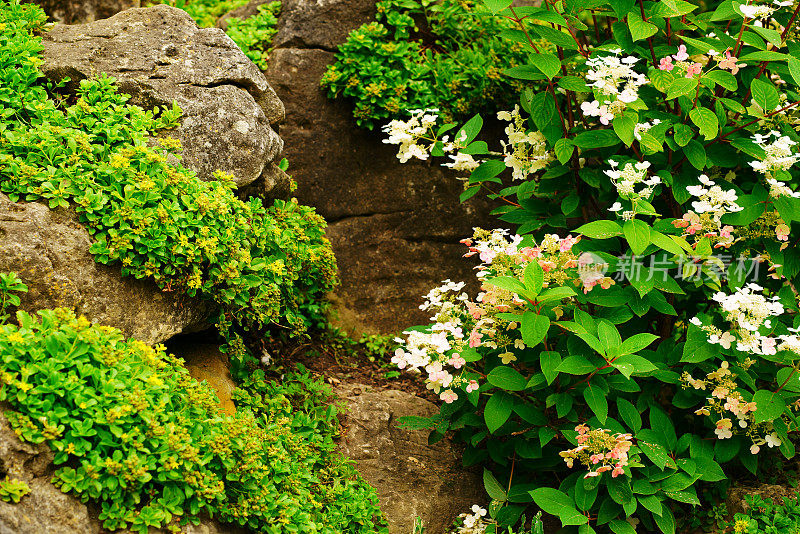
[0,193,210,345]
[0,411,245,534]
[336,383,485,534]
[40,5,288,195]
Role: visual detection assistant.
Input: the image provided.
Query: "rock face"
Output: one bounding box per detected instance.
[0,193,210,345]
[726,483,798,516]
[264,1,496,333]
[24,0,138,24]
[0,411,244,534]
[40,5,289,196]
[336,383,485,534]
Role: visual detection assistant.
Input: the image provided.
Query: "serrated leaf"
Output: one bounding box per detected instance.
[576,220,623,239]
[689,107,719,140]
[584,384,609,424]
[487,366,528,391]
[753,389,785,423]
[623,219,651,255]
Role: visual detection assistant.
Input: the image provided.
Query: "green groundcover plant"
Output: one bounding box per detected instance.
[729,493,800,533]
[320,0,530,130]
[0,0,336,369]
[0,274,386,532]
[384,0,800,532]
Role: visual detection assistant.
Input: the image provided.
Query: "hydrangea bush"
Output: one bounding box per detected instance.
[388,0,800,531]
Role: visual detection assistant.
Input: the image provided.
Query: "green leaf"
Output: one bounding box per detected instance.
[693,457,726,482]
[751,25,782,47]
[483,0,512,14]
[576,220,623,239]
[529,53,562,79]
[653,504,676,534]
[555,138,575,164]
[789,56,800,86]
[666,78,696,100]
[613,114,636,147]
[487,366,528,391]
[540,351,561,385]
[485,276,527,294]
[752,390,786,423]
[607,476,633,505]
[524,261,544,295]
[617,398,642,433]
[558,76,591,92]
[627,11,658,42]
[584,384,609,424]
[673,124,694,147]
[689,107,719,140]
[484,391,514,433]
[623,219,651,255]
[573,130,621,149]
[538,286,578,303]
[484,468,508,500]
[684,140,706,170]
[704,70,737,91]
[613,355,658,378]
[651,407,677,451]
[620,333,658,355]
[610,519,637,534]
[751,78,780,112]
[557,355,597,375]
[530,488,588,526]
[681,323,716,363]
[638,494,663,516]
[639,440,670,470]
[469,159,506,184]
[597,320,622,352]
[521,312,551,348]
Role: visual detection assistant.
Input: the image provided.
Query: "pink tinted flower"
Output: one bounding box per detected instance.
[685,62,702,78]
[718,49,745,74]
[466,380,479,393]
[659,56,675,71]
[559,235,578,252]
[777,223,790,241]
[467,302,485,319]
[440,390,458,403]
[521,246,541,259]
[720,226,734,239]
[673,44,689,61]
[538,259,556,272]
[612,466,625,478]
[468,330,483,348]
[448,355,466,369]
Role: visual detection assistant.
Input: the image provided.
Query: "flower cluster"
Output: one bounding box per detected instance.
[739,0,792,19]
[453,505,491,534]
[382,108,443,163]
[605,160,660,215]
[392,229,614,401]
[658,44,704,78]
[381,108,481,172]
[497,106,554,181]
[693,284,789,356]
[581,50,648,124]
[559,425,634,479]
[674,175,743,247]
[749,131,800,199]
[682,361,781,454]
